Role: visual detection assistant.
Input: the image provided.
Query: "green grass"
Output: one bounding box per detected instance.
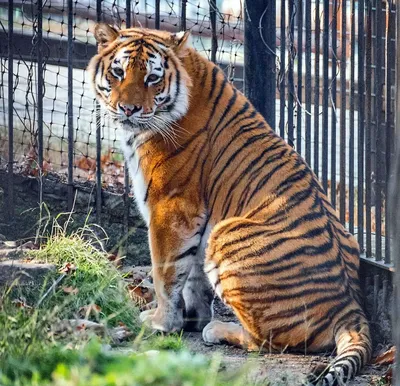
[0,209,269,386]
[0,339,253,386]
[139,331,186,352]
[30,211,140,333]
[0,210,140,362]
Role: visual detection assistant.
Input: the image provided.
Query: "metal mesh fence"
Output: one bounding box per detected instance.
[0,0,244,190]
[0,0,396,267]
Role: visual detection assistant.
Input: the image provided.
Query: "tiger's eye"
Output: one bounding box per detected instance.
[147,74,159,83]
[114,68,124,77]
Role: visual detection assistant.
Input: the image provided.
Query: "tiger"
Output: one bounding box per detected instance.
[88,23,372,386]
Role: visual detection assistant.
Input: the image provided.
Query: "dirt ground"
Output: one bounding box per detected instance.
[183,331,386,386]
[180,299,389,386]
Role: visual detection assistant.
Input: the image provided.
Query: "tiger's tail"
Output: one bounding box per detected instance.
[305,311,372,386]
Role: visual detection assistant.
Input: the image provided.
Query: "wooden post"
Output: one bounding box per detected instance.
[244,0,276,129]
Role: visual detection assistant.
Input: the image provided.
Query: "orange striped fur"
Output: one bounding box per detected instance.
[88,24,372,385]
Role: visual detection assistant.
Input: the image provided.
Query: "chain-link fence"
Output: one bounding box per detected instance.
[0,0,396,269]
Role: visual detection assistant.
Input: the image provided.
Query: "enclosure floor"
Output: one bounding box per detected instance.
[183,331,386,386]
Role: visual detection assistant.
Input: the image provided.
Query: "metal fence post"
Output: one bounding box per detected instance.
[96,0,102,224]
[393,0,400,382]
[210,0,217,63]
[67,0,74,211]
[6,0,14,221]
[244,0,276,129]
[37,0,44,209]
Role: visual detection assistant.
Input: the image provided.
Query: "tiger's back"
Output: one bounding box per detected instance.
[88,24,371,386]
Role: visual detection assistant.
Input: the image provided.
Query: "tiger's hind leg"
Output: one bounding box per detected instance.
[202,320,259,351]
[182,262,214,331]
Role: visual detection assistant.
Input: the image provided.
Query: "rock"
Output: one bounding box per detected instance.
[0,260,56,289]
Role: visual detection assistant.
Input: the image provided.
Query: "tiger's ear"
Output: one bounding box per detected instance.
[171,31,191,57]
[94,23,119,52]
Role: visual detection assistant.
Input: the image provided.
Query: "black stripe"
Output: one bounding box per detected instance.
[208,132,268,206]
[213,88,238,130]
[176,246,198,260]
[208,67,220,100]
[211,103,255,144]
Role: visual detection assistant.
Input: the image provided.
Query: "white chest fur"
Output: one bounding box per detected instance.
[121,133,151,226]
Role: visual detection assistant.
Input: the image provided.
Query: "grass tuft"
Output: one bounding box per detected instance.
[31,211,140,332]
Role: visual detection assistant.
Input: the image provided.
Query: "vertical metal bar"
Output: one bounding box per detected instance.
[375,0,384,260]
[322,0,329,192]
[155,0,160,29]
[365,0,373,256]
[279,0,286,139]
[96,0,102,223]
[244,0,276,128]
[296,0,303,154]
[124,0,131,243]
[305,0,311,164]
[210,0,217,63]
[348,0,356,234]
[126,0,131,28]
[391,0,400,372]
[37,0,43,174]
[339,0,347,224]
[287,0,295,147]
[358,0,365,250]
[6,0,14,221]
[180,0,186,31]
[67,0,74,211]
[331,0,338,208]
[384,0,393,264]
[314,0,321,177]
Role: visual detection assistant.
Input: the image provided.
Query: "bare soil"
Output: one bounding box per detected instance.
[181,299,389,386]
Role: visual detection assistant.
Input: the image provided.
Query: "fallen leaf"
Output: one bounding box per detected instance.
[59,263,77,274]
[11,299,32,309]
[79,304,101,317]
[63,286,79,295]
[76,323,86,331]
[373,346,395,366]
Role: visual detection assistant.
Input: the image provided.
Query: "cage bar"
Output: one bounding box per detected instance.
[279,0,286,139]
[339,0,347,224]
[6,0,14,220]
[37,0,43,174]
[126,0,131,28]
[124,0,132,241]
[365,0,373,256]
[375,0,384,261]
[331,0,338,208]
[322,0,329,192]
[96,0,102,224]
[305,0,311,165]
[155,0,160,29]
[349,0,356,234]
[296,0,303,153]
[210,0,218,63]
[244,0,276,128]
[384,0,394,264]
[357,0,365,250]
[67,0,74,211]
[180,0,186,31]
[313,0,320,177]
[287,0,295,147]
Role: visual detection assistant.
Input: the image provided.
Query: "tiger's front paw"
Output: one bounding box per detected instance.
[140,307,184,333]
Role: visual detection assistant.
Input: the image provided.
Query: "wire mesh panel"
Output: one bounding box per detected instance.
[0,1,244,201]
[0,0,396,268]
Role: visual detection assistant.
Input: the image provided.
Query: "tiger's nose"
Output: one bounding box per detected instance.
[119,103,141,117]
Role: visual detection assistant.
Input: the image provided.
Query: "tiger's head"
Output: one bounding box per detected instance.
[88,24,192,134]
